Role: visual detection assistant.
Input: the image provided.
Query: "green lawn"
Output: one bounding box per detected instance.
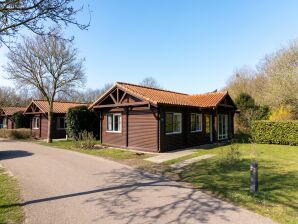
[0,168,24,224]
[170,144,298,224]
[39,140,153,166]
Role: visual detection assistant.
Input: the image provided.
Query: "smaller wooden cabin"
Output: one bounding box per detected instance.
[89,82,237,152]
[24,100,88,139]
[0,107,27,129]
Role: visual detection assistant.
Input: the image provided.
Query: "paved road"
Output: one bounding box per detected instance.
[0,140,275,224]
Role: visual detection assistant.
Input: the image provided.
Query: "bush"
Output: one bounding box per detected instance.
[65,106,100,139]
[74,131,96,149]
[269,105,293,121]
[12,112,29,128]
[234,93,270,134]
[0,129,32,139]
[219,143,242,166]
[251,120,298,145]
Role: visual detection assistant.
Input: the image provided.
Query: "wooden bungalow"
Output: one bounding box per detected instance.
[0,107,27,129]
[89,82,237,152]
[24,100,88,139]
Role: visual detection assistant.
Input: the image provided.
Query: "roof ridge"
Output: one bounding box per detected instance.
[190,91,227,97]
[117,82,189,96]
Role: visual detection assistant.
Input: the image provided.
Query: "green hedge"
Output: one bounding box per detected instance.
[0,128,32,139]
[251,120,298,145]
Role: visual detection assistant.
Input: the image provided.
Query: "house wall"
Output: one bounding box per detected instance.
[101,108,127,148]
[0,117,3,128]
[128,107,158,152]
[159,107,212,152]
[7,118,14,129]
[100,105,235,152]
[30,114,67,139]
[100,106,158,152]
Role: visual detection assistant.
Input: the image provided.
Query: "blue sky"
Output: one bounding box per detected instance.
[1,0,298,94]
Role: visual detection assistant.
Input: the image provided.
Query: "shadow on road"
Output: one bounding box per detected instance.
[0,150,33,160]
[0,168,239,223]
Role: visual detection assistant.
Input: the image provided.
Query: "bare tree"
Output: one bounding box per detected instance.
[139,77,161,88]
[0,86,32,107]
[56,83,113,103]
[0,0,89,46]
[225,40,298,119]
[4,31,86,143]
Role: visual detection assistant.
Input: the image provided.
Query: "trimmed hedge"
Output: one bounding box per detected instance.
[0,129,32,139]
[251,120,298,145]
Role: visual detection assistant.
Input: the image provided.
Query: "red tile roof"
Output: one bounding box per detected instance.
[0,107,27,116]
[91,82,230,108]
[25,100,88,114]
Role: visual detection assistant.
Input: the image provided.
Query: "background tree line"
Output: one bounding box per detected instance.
[226,40,298,133]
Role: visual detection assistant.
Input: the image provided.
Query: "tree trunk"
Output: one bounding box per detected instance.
[47,102,54,143]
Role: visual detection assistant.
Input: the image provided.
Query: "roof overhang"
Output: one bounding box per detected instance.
[23,100,46,115]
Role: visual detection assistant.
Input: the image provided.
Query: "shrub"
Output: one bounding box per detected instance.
[219,143,242,166]
[269,106,293,121]
[74,131,96,149]
[234,93,270,134]
[12,111,30,128]
[0,128,32,139]
[251,120,298,145]
[65,106,100,139]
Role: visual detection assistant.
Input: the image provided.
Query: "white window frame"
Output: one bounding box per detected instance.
[218,114,229,140]
[190,113,202,133]
[2,117,7,128]
[56,117,66,130]
[33,117,40,129]
[106,113,122,133]
[165,112,182,135]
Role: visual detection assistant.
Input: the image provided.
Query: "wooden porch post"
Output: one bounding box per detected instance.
[125,107,129,148]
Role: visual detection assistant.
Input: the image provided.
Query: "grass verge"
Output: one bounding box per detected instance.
[38,140,153,167]
[0,168,24,224]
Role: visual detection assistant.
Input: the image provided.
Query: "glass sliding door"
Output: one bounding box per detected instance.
[218,114,229,140]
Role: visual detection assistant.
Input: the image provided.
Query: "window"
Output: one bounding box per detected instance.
[2,118,7,128]
[205,114,210,134]
[106,113,121,133]
[33,117,40,129]
[165,112,182,134]
[218,114,228,140]
[190,113,202,132]
[57,117,66,130]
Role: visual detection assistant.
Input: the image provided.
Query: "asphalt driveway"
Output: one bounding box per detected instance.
[0,140,275,224]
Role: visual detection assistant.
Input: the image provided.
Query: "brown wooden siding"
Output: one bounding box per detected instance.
[158,106,236,152]
[7,118,13,129]
[186,109,211,147]
[128,107,158,152]
[101,108,126,147]
[100,107,158,152]
[30,114,67,139]
[159,107,186,151]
